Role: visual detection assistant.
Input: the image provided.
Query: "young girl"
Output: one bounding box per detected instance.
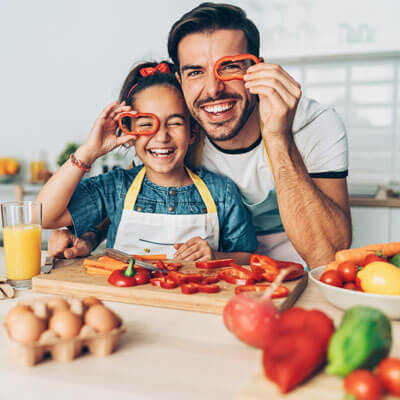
[36,61,257,263]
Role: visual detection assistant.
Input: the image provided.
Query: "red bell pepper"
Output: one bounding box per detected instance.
[262,307,335,393]
[250,254,304,282]
[195,259,234,269]
[218,267,255,285]
[201,275,220,285]
[198,283,220,293]
[165,262,182,271]
[234,283,289,299]
[150,276,178,289]
[108,258,137,287]
[156,260,168,271]
[180,282,220,295]
[133,267,150,285]
[231,263,263,281]
[181,283,198,294]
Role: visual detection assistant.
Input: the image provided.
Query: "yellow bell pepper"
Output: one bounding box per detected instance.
[358,261,400,295]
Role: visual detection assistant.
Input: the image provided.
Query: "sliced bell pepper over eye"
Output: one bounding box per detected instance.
[218,267,256,285]
[234,283,289,299]
[150,276,178,289]
[195,259,234,269]
[250,254,304,282]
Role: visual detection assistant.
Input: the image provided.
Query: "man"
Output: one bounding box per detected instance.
[49,3,351,269]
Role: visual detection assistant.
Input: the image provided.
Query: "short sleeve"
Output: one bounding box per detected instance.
[219,178,258,253]
[67,172,117,237]
[295,108,348,175]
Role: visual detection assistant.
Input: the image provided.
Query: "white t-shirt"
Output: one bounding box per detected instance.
[201,96,348,234]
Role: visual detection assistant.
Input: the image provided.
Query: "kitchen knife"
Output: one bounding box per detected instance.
[41,256,57,274]
[104,248,168,274]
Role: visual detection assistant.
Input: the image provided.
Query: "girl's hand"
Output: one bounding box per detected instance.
[78,101,137,164]
[173,236,214,262]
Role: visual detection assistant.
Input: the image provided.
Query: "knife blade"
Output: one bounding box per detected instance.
[41,256,56,274]
[104,248,168,274]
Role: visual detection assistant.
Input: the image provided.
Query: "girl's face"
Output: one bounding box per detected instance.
[133,85,193,186]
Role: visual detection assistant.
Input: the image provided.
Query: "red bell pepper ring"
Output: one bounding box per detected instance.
[213,54,263,81]
[201,275,220,285]
[218,267,255,285]
[108,258,137,287]
[168,271,204,285]
[180,282,220,295]
[195,259,234,269]
[234,283,289,299]
[117,112,160,136]
[231,263,264,281]
[150,276,178,289]
[165,262,182,271]
[250,254,304,282]
[156,260,168,271]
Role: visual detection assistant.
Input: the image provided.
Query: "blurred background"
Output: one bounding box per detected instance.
[0,0,399,247]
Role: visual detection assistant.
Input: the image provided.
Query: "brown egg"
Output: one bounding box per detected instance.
[84,305,119,333]
[49,310,82,339]
[8,312,47,343]
[47,297,70,312]
[4,304,33,327]
[82,296,103,309]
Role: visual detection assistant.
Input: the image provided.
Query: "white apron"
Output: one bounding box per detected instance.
[113,167,220,258]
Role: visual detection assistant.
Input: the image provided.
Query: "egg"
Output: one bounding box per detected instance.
[84,305,119,333]
[8,312,47,343]
[47,297,70,312]
[4,304,33,327]
[49,310,82,339]
[82,296,103,309]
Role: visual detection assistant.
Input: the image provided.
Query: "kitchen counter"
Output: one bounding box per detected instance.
[350,184,400,207]
[0,249,399,400]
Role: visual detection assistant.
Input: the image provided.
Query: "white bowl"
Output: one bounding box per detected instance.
[310,266,400,320]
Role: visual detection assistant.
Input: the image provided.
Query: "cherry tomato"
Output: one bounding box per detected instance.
[377,357,400,396]
[338,261,358,282]
[355,276,364,291]
[344,370,382,400]
[320,270,343,288]
[363,254,387,266]
[344,282,357,290]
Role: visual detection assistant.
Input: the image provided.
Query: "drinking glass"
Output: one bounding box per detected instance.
[1,201,42,289]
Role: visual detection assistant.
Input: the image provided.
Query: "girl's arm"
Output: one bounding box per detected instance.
[36,102,133,229]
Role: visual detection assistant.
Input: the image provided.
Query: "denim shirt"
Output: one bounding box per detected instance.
[68,166,258,253]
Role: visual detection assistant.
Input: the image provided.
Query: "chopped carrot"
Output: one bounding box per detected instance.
[324,260,340,272]
[133,254,167,261]
[82,257,127,271]
[335,242,400,264]
[85,266,112,276]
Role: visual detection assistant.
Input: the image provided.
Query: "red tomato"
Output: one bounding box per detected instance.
[363,254,387,265]
[377,357,400,396]
[344,282,357,290]
[344,370,382,400]
[320,270,343,288]
[355,276,364,291]
[338,261,358,282]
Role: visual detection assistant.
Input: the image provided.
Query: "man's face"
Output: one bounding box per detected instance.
[177,29,257,142]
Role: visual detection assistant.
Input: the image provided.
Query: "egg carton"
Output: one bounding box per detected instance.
[5,297,126,367]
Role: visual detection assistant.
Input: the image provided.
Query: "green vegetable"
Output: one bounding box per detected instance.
[389,253,400,268]
[325,306,391,377]
[57,143,80,166]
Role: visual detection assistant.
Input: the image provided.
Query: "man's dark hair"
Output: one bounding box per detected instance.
[168,2,260,71]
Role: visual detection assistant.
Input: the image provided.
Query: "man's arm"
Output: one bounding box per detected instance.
[244,63,351,268]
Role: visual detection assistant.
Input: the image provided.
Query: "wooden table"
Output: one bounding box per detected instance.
[0,248,399,400]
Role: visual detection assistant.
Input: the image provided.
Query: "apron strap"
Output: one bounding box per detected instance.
[123,166,146,210]
[123,166,217,214]
[185,167,217,214]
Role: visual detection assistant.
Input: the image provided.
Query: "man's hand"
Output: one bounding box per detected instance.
[244,63,302,140]
[47,229,96,259]
[173,236,214,262]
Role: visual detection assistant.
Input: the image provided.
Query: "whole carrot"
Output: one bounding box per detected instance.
[335,242,400,264]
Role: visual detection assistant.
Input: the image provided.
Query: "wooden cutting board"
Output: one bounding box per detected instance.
[32,255,307,314]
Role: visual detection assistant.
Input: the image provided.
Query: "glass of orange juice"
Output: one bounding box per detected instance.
[1,201,42,289]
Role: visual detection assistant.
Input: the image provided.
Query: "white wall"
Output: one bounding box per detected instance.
[1,0,399,181]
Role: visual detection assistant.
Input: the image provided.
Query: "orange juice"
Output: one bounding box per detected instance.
[30,160,45,182]
[3,224,42,280]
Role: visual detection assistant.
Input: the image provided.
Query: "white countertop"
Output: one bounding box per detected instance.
[0,249,398,400]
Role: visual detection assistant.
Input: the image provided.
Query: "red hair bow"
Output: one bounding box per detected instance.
[139,63,170,77]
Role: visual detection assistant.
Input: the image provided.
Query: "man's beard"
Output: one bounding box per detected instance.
[193,94,257,142]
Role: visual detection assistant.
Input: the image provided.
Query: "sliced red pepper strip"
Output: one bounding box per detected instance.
[165,262,182,271]
[234,283,289,299]
[156,260,168,271]
[231,263,264,281]
[198,283,220,293]
[250,254,304,282]
[150,276,177,289]
[201,275,220,285]
[195,259,234,269]
[218,267,255,285]
[181,283,198,294]
[168,271,204,285]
